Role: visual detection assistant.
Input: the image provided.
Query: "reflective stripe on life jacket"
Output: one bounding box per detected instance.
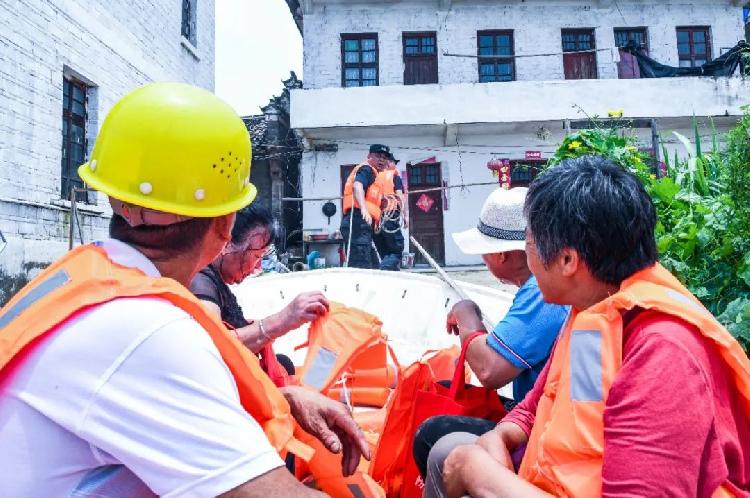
[519,263,750,497]
[0,244,299,455]
[342,162,388,223]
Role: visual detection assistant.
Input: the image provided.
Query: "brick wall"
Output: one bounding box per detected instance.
[0,0,216,303]
[302,0,745,89]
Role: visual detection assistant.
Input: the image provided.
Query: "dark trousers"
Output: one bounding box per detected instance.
[372,215,404,271]
[412,415,496,479]
[340,208,375,269]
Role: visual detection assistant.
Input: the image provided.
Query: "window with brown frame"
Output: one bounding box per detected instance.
[341,33,378,87]
[61,76,90,202]
[614,28,648,79]
[477,30,515,82]
[677,27,712,68]
[561,29,598,79]
[403,32,438,85]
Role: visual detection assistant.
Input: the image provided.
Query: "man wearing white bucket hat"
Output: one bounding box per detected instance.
[412,186,569,498]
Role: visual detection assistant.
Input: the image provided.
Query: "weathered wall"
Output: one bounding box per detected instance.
[0,0,216,304]
[302,0,745,89]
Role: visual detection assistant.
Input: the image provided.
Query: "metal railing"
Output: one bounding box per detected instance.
[68,187,97,250]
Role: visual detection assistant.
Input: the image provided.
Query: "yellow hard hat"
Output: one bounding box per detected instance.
[78,82,256,218]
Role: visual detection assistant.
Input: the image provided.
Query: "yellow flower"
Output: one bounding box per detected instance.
[649,174,657,180]
[568,140,583,150]
[626,145,638,152]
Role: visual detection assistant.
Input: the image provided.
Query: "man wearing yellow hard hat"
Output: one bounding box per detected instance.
[0,83,367,497]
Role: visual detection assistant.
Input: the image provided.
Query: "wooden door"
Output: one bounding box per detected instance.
[403,32,438,85]
[562,29,597,80]
[407,162,445,265]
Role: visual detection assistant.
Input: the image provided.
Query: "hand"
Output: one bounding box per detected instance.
[446,300,484,343]
[475,427,515,470]
[275,291,330,335]
[282,386,370,476]
[361,210,373,226]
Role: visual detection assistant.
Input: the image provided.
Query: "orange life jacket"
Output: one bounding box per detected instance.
[519,263,750,497]
[342,162,389,223]
[377,169,399,197]
[0,244,304,457]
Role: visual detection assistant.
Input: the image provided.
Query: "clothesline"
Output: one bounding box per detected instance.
[443,47,615,60]
[281,181,502,203]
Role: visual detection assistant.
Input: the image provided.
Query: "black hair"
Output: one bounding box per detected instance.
[524,155,658,286]
[110,215,213,254]
[231,203,276,246]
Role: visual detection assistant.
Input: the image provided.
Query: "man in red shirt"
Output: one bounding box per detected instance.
[438,155,750,497]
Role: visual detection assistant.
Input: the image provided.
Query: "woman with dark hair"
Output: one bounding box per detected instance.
[190,204,329,356]
[436,155,750,498]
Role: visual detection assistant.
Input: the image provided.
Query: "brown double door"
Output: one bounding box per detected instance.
[407,162,445,265]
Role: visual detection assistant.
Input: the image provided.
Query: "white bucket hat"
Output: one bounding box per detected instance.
[452,187,528,255]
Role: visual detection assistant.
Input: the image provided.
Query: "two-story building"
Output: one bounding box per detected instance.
[0,0,214,303]
[287,0,750,267]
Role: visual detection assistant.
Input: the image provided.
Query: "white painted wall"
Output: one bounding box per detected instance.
[0,0,216,302]
[302,0,746,89]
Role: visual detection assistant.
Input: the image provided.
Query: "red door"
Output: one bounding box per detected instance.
[407,162,445,265]
[562,29,597,80]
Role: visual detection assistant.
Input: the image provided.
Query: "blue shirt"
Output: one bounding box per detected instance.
[486,276,569,401]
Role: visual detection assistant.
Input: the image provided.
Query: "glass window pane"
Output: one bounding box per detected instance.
[498,45,511,56]
[693,31,705,42]
[496,35,509,47]
[70,123,84,144]
[480,63,495,76]
[694,59,706,66]
[345,68,360,79]
[678,43,690,55]
[405,46,418,55]
[344,51,360,63]
[498,62,512,75]
[344,39,359,51]
[362,51,376,63]
[344,79,360,87]
[677,31,689,43]
[694,43,706,54]
[405,37,418,46]
[679,59,693,67]
[479,35,493,48]
[423,45,435,54]
[362,68,377,79]
[362,79,377,87]
[422,37,434,46]
[73,85,85,102]
[615,32,628,47]
[361,38,376,50]
[62,120,68,137]
[63,81,70,100]
[479,46,494,56]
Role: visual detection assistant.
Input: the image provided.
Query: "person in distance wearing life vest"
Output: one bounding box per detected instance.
[372,152,407,271]
[341,144,391,269]
[440,155,750,498]
[0,83,368,497]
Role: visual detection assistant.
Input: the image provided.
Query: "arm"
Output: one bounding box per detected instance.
[219,468,325,498]
[447,300,522,389]
[203,292,330,354]
[352,181,371,225]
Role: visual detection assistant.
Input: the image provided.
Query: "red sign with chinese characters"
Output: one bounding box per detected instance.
[525,151,542,160]
[416,193,434,213]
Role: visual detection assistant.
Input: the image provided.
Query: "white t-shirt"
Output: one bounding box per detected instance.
[0,239,284,497]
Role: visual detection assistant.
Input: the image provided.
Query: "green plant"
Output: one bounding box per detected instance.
[548,112,750,355]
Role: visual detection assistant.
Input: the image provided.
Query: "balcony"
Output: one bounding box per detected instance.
[291,77,750,134]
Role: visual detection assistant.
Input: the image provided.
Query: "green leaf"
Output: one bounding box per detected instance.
[650,178,680,203]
